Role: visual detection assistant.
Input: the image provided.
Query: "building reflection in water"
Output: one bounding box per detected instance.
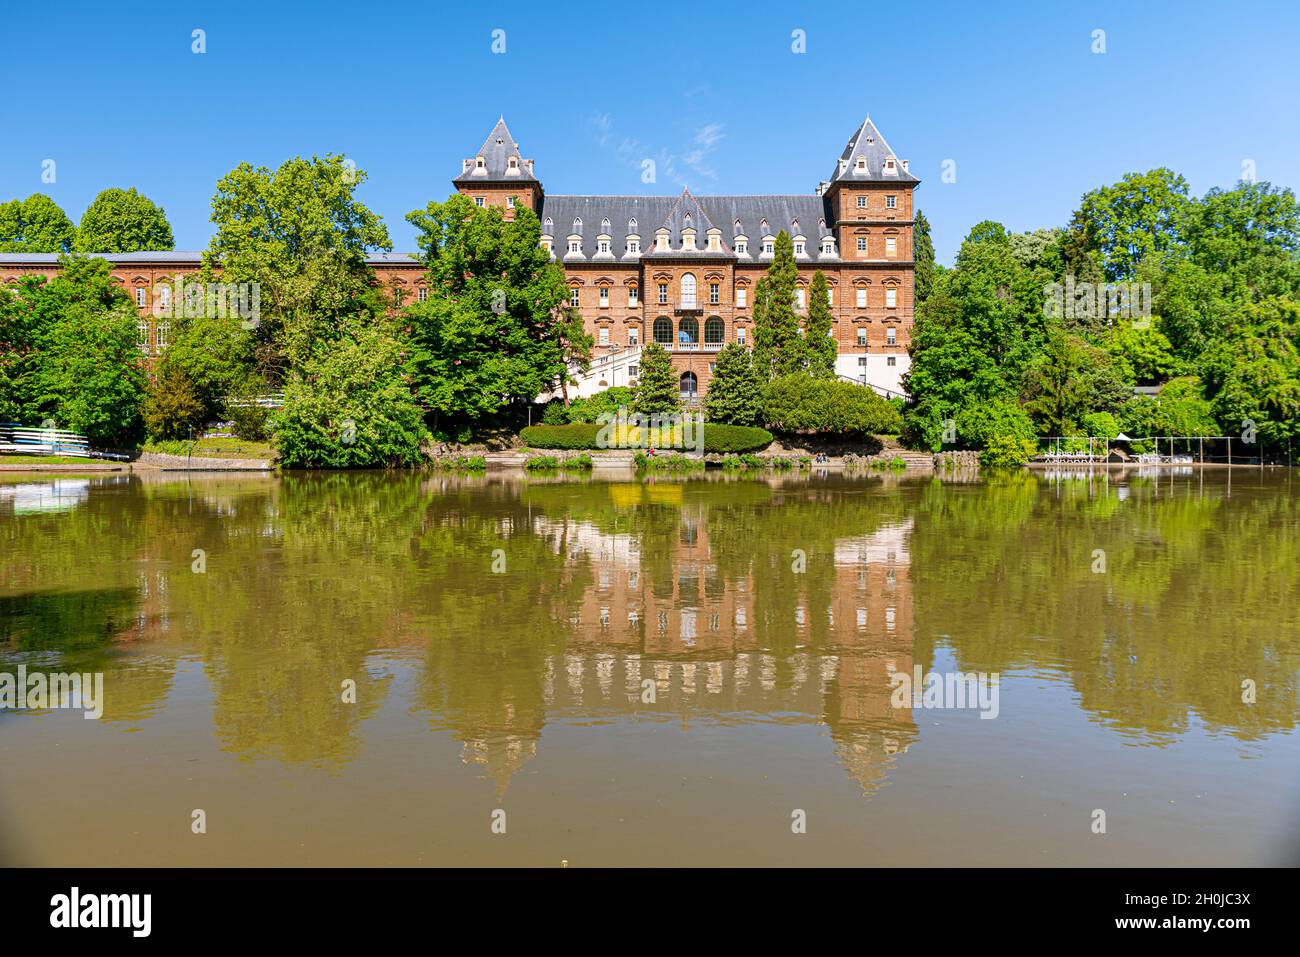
[494,499,920,797]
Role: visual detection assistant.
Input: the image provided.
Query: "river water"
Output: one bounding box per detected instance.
[1,468,1297,866]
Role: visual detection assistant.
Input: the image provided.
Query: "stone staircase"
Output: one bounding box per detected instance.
[878,440,936,471]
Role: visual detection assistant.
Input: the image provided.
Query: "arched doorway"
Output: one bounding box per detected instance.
[679,371,698,400]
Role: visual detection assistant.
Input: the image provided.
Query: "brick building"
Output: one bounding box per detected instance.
[0,115,918,400]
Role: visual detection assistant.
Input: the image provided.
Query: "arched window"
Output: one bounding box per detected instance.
[680,273,696,307]
[653,316,673,344]
[679,371,698,398]
[704,316,724,344]
[678,316,699,344]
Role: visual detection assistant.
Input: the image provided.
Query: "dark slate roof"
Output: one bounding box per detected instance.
[828,117,919,185]
[453,117,539,185]
[540,190,838,263]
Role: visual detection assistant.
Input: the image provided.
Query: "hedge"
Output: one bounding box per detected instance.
[521,422,773,453]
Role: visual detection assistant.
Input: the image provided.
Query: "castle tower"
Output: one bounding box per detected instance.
[453,117,542,220]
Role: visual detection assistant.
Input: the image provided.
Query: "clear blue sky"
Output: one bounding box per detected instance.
[2,0,1297,263]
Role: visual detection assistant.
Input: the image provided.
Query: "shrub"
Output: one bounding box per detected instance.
[541,399,569,425]
[763,374,902,435]
[1080,411,1119,440]
[524,455,560,470]
[954,399,1037,449]
[225,397,271,442]
[275,326,429,469]
[144,364,206,440]
[520,421,772,453]
[633,452,704,471]
[980,435,1038,469]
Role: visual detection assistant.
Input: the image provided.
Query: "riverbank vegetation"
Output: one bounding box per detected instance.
[904,172,1300,465]
[5,164,1297,468]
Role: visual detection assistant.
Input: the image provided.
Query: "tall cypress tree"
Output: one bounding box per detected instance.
[704,343,765,425]
[633,341,680,414]
[804,270,838,379]
[752,231,801,377]
[913,211,936,308]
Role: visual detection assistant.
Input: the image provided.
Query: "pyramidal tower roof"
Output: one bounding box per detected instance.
[828,116,918,185]
[454,117,539,184]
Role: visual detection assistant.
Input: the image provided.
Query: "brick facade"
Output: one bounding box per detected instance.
[0,116,918,398]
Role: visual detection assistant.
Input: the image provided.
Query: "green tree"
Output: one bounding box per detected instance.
[275,322,429,468]
[75,188,174,253]
[1074,168,1193,280]
[143,364,207,440]
[0,194,76,253]
[1020,330,1127,436]
[28,256,147,446]
[633,341,680,415]
[204,155,391,376]
[156,309,259,421]
[404,194,580,428]
[913,211,935,307]
[752,231,801,377]
[1106,320,1179,384]
[803,271,838,378]
[1200,297,1300,446]
[703,343,764,425]
[953,398,1037,449]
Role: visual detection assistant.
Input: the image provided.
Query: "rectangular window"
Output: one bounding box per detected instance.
[794,288,805,309]
[627,239,640,254]
[857,196,867,209]
[735,241,747,255]
[137,320,149,350]
[737,328,747,344]
[736,288,747,308]
[599,327,609,345]
[709,283,719,305]
[628,329,638,346]
[629,364,639,379]
[856,237,867,252]
[570,288,580,307]
[886,288,897,308]
[507,196,516,208]
[794,242,805,255]
[628,287,638,306]
[827,288,834,306]
[763,241,774,255]
[599,287,609,307]
[598,240,610,254]
[887,327,897,345]
[856,288,867,308]
[418,287,428,302]
[886,195,897,209]
[658,283,668,305]
[475,197,485,207]
[135,287,146,307]
[857,328,867,346]
[156,321,170,353]
[886,237,897,257]
[887,356,897,366]
[858,356,868,367]
[158,286,171,308]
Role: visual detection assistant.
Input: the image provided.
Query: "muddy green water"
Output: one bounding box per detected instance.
[1,467,1298,866]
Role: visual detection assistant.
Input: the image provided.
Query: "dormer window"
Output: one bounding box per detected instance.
[598,239,611,255]
[762,239,774,255]
[476,156,485,169]
[885,158,897,174]
[821,240,836,255]
[543,217,553,232]
[855,157,867,172]
[568,240,582,254]
[734,239,748,255]
[759,219,768,233]
[508,157,518,170]
[601,217,611,232]
[791,219,800,233]
[793,240,805,255]
[629,217,637,231]
[734,219,742,232]
[626,238,640,254]
[573,218,582,232]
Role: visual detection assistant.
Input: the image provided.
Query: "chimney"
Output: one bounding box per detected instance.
[526,159,534,174]
[902,160,909,172]
[462,159,471,173]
